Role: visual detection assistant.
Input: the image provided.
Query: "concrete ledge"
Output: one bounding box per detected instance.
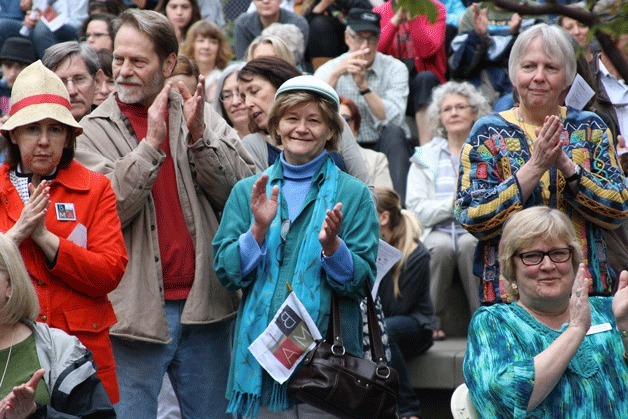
[407,338,467,390]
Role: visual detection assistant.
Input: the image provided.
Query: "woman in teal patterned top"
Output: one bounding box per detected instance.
[464,207,628,417]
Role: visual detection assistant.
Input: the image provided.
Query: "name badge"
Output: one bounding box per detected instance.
[55,203,76,221]
[586,323,612,335]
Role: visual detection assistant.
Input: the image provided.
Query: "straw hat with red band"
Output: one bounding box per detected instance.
[0,60,83,137]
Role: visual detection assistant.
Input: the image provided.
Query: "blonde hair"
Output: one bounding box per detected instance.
[244,35,295,66]
[498,207,582,300]
[375,187,423,298]
[0,234,39,325]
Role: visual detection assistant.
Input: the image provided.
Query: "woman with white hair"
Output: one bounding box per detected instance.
[213,62,251,139]
[455,23,628,305]
[244,34,296,66]
[406,81,491,339]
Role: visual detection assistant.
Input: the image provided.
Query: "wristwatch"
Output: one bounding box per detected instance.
[564,165,580,183]
[359,87,372,96]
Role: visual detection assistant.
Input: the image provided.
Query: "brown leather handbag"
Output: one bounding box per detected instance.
[288,289,398,418]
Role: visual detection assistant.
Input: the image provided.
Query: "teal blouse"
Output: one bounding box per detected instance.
[464,298,628,418]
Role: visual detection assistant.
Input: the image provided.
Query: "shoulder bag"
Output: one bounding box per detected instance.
[288,289,398,418]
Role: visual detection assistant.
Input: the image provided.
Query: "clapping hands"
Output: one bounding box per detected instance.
[0,369,44,419]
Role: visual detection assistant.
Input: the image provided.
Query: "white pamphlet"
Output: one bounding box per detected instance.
[372,239,403,298]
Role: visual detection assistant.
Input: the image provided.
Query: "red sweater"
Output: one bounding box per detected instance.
[118,98,195,300]
[375,1,447,83]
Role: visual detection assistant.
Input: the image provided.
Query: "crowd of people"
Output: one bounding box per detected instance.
[0,0,626,418]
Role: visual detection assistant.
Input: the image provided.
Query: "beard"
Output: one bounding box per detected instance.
[115,70,165,107]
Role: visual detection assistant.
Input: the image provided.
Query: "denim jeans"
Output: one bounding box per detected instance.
[0,18,78,59]
[386,315,433,418]
[111,300,232,418]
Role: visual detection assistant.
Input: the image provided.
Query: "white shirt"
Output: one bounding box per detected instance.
[599,58,628,138]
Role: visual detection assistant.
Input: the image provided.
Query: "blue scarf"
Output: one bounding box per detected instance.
[227,155,340,417]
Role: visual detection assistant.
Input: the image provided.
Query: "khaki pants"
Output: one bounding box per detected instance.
[424,230,481,328]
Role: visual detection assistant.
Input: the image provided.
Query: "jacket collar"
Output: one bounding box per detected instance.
[1,160,92,192]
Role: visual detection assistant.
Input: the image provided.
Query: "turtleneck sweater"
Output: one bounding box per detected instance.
[238,151,353,283]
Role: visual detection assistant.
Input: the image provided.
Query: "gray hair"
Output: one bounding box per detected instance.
[262,23,305,65]
[213,61,245,123]
[244,35,296,66]
[508,23,576,89]
[426,81,492,138]
[112,9,178,65]
[42,41,100,76]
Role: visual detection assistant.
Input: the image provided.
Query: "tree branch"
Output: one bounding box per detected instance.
[490,0,627,81]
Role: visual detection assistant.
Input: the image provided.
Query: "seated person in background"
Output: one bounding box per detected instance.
[167,54,200,96]
[234,0,309,60]
[315,8,411,203]
[42,41,105,121]
[197,0,226,28]
[156,0,202,43]
[406,81,491,340]
[464,206,628,416]
[262,23,306,69]
[374,0,446,145]
[94,48,115,106]
[213,62,252,139]
[180,20,233,101]
[588,32,628,289]
[245,34,297,66]
[80,13,115,52]
[301,0,373,71]
[340,96,392,189]
[88,0,127,16]
[0,234,115,417]
[0,0,88,59]
[449,1,544,111]
[0,38,36,125]
[376,187,434,419]
[557,3,594,62]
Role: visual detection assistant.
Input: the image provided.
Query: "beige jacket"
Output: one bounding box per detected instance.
[75,91,255,343]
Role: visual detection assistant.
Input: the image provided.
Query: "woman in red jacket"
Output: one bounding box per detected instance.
[375,0,447,146]
[0,61,128,403]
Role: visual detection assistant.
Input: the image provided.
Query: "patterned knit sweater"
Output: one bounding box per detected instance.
[455,107,628,303]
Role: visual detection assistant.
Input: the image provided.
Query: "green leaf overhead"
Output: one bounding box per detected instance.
[394,0,439,23]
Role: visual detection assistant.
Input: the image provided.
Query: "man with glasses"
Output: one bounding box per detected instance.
[42,41,104,121]
[315,8,412,203]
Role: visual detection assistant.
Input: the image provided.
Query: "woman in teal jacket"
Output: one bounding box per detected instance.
[213,75,378,418]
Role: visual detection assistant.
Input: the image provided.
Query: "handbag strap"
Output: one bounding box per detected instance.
[328,286,392,378]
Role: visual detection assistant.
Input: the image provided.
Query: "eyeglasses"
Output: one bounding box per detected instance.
[59,75,93,89]
[517,247,572,266]
[341,114,354,123]
[220,90,240,103]
[277,219,291,265]
[81,32,110,41]
[347,31,379,45]
[440,104,473,114]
